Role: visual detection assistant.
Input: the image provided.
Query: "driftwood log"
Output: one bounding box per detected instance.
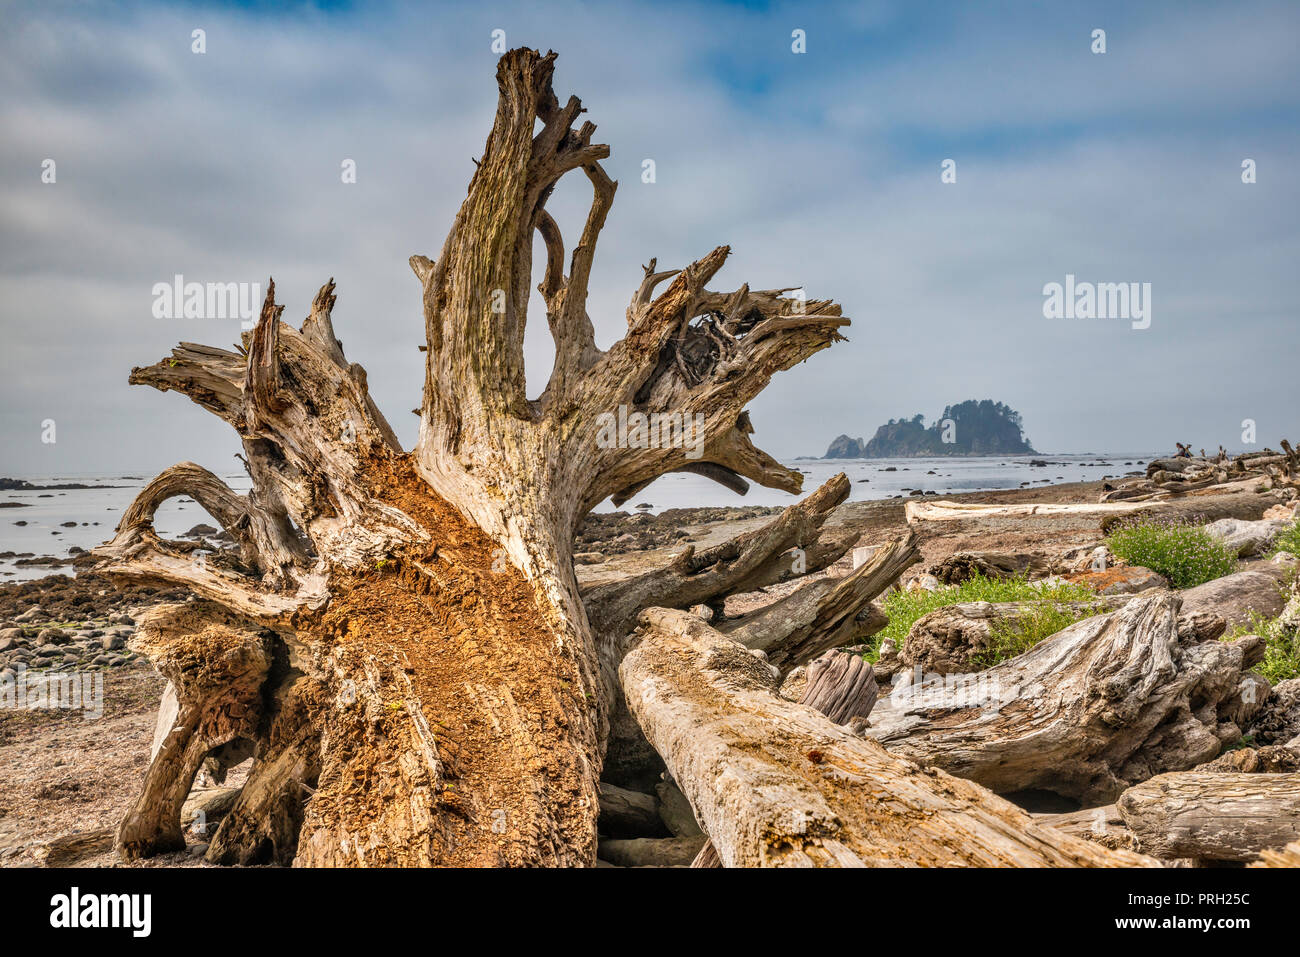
[619,607,1153,866]
[867,594,1266,804]
[1117,772,1300,862]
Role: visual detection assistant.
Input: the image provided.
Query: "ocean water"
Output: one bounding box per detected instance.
[0,454,1152,583]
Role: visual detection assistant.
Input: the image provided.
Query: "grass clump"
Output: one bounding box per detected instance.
[867,572,1098,663]
[1224,610,1300,685]
[1105,518,1237,589]
[972,601,1103,669]
[1268,516,1300,560]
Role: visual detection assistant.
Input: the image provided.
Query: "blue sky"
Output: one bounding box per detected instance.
[1,0,1297,475]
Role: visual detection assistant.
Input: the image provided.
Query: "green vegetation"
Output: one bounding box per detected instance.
[1268,516,1300,560]
[1105,518,1238,589]
[866,572,1100,664]
[1224,610,1300,684]
[973,601,1104,669]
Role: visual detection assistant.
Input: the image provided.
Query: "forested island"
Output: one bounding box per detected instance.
[824,399,1037,458]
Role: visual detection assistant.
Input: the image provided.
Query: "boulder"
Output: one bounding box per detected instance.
[1066,566,1167,595]
[1179,571,1286,629]
[1203,517,1288,557]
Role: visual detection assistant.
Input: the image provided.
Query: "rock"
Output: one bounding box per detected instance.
[1264,503,1298,522]
[1203,517,1287,557]
[1066,566,1167,595]
[184,524,219,538]
[1056,544,1113,574]
[36,627,70,645]
[1249,679,1300,746]
[573,552,606,565]
[688,604,714,623]
[873,637,903,679]
[92,654,114,666]
[35,643,65,656]
[1180,571,1287,629]
[101,635,126,651]
[824,434,866,459]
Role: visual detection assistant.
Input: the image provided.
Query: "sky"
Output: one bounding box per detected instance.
[1,0,1297,477]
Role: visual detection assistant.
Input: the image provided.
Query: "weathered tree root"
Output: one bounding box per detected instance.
[867,594,1267,804]
[116,602,271,859]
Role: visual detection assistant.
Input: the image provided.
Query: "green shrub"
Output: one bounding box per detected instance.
[1268,517,1300,560]
[1224,611,1300,684]
[973,601,1103,669]
[866,572,1098,663]
[1105,518,1238,589]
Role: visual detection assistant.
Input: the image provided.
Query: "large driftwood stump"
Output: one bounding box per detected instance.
[92,49,910,867]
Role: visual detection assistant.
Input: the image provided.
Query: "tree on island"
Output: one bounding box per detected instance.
[825,399,1036,458]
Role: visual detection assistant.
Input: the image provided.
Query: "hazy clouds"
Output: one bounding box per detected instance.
[1,0,1297,477]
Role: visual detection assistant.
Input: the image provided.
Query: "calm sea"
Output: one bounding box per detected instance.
[0,453,1153,583]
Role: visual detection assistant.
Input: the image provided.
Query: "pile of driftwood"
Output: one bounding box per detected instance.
[1101,443,1299,504]
[68,47,1300,869]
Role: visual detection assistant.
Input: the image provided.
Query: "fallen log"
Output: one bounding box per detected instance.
[716,530,918,674]
[867,594,1264,804]
[1034,805,1137,852]
[927,551,1052,584]
[1178,570,1288,630]
[1117,772,1300,862]
[619,607,1153,866]
[904,494,1284,534]
[598,783,666,838]
[598,836,706,867]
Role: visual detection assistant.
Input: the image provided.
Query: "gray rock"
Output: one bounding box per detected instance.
[1203,517,1288,557]
[92,654,114,666]
[1180,571,1287,629]
[101,635,126,651]
[35,643,65,656]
